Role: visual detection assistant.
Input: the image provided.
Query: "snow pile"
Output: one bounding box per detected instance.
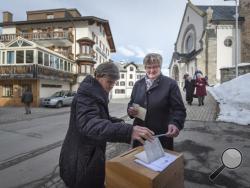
[208,73,250,125]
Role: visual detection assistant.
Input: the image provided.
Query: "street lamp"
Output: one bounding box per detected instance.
[224,0,239,77]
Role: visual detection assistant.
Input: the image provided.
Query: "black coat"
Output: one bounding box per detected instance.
[21,91,33,103]
[128,74,186,150]
[184,79,195,103]
[59,75,133,188]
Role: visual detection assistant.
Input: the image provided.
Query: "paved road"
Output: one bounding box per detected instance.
[0,93,250,188]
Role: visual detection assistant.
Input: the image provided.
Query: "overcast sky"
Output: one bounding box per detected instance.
[0,0,234,75]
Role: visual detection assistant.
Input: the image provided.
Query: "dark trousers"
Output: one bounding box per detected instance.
[24,103,31,114]
[198,96,205,105]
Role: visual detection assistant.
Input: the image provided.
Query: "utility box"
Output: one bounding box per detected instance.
[106,146,184,188]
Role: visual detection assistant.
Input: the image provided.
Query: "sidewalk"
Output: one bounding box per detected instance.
[182,90,218,122]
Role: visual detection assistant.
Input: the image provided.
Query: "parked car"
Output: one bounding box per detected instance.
[41,90,76,108]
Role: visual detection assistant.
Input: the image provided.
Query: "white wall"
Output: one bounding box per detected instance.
[176,6,204,53]
[216,25,234,80]
[90,23,111,67]
[40,79,70,98]
[74,21,89,56]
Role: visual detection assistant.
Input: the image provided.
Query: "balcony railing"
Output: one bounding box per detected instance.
[0,31,74,43]
[56,51,74,60]
[0,64,75,82]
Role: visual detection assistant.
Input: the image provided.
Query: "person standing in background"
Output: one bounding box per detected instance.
[21,89,33,114]
[195,73,208,106]
[183,74,195,105]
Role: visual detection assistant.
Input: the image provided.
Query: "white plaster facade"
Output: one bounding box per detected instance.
[111,62,145,99]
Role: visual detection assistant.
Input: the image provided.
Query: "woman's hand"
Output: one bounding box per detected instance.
[128,107,139,117]
[165,124,180,137]
[132,125,155,144]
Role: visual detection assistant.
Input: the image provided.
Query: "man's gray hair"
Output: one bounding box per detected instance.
[95,62,120,80]
[143,53,163,67]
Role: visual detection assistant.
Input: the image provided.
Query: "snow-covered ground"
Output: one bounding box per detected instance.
[208,73,250,125]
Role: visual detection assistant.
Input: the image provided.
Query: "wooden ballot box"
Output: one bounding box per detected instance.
[106,146,184,188]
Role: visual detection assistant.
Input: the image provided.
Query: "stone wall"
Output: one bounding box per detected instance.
[220,64,250,83]
[240,0,250,63]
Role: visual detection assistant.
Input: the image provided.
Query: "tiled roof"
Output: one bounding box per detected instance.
[197,6,236,21]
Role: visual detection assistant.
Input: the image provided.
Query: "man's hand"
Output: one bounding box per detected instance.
[166,124,180,137]
[128,107,139,117]
[132,125,154,144]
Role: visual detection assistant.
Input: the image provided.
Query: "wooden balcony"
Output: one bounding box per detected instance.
[57,51,74,60]
[0,31,74,44]
[0,64,75,83]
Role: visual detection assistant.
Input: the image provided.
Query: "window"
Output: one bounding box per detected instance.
[81,65,86,73]
[137,75,144,79]
[60,59,64,70]
[47,14,54,19]
[116,82,119,86]
[7,51,14,64]
[224,38,232,47]
[3,85,13,97]
[115,89,125,94]
[129,74,133,79]
[26,50,33,63]
[41,84,62,88]
[129,81,134,86]
[64,61,67,71]
[121,74,124,79]
[68,62,70,72]
[44,53,49,66]
[55,57,59,69]
[186,35,194,53]
[86,65,91,74]
[50,55,55,68]
[120,81,125,86]
[130,67,134,71]
[2,52,5,64]
[38,51,43,65]
[16,51,24,64]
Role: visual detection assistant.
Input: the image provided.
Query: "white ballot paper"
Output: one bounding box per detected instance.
[135,138,164,163]
[134,138,177,172]
[132,103,146,121]
[134,152,177,172]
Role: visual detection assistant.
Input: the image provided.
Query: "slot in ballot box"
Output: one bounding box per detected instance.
[106,146,184,188]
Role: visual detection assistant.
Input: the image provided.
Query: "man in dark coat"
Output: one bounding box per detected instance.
[128,53,186,150]
[21,89,33,114]
[59,62,154,188]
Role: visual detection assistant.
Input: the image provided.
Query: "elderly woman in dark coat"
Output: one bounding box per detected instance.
[128,53,186,150]
[183,75,196,105]
[59,62,154,188]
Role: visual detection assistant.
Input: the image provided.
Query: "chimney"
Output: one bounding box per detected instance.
[3,11,13,23]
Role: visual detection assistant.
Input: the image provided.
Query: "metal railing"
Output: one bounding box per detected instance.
[0,31,73,43]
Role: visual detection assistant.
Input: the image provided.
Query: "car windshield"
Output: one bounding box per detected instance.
[51,91,64,97]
